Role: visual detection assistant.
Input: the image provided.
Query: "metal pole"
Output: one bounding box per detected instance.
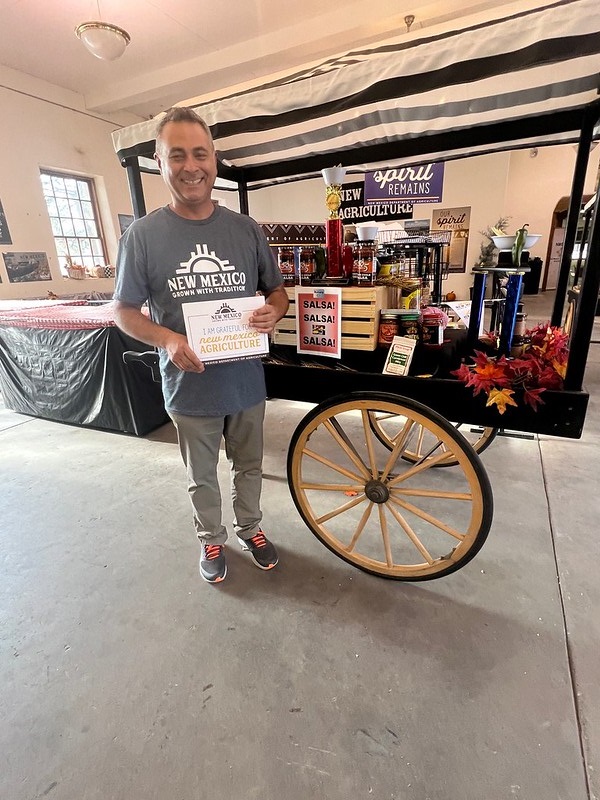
[123,157,147,219]
[551,108,596,327]
[238,179,249,216]
[564,193,600,391]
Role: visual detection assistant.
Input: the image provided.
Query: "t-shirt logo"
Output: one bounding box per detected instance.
[177,244,234,275]
[168,243,246,298]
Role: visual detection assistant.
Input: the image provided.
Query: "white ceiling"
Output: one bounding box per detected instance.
[0,0,522,121]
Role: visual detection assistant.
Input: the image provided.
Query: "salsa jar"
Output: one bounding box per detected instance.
[396,310,420,340]
[299,246,316,283]
[352,241,377,286]
[378,310,401,346]
[277,246,296,286]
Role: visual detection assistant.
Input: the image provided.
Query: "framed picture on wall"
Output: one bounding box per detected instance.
[0,199,12,245]
[2,252,52,283]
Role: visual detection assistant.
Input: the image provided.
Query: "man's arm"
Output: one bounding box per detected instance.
[113,300,204,373]
[248,285,290,334]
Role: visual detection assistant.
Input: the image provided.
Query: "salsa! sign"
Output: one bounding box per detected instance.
[364,163,445,205]
[295,287,342,358]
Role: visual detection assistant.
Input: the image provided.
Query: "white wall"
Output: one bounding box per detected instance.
[1,64,598,303]
[0,68,159,301]
[247,146,600,300]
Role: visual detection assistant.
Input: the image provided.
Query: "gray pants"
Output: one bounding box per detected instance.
[169,401,265,545]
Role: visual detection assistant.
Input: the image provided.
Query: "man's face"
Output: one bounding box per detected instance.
[154,121,218,218]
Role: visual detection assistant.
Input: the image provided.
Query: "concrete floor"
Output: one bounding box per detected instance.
[1,291,599,800]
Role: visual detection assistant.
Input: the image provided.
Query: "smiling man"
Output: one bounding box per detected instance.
[113,107,289,584]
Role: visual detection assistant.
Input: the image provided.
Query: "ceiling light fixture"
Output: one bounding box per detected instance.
[75,2,130,61]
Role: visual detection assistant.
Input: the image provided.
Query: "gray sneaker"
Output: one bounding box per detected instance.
[199,543,227,583]
[237,530,278,570]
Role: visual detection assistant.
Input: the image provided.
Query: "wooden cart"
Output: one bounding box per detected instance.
[116,4,600,579]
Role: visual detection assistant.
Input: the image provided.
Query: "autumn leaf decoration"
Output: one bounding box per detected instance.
[453,324,569,414]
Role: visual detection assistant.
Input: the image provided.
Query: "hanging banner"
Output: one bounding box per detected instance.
[295,287,342,358]
[339,182,413,222]
[431,206,471,273]
[364,163,445,205]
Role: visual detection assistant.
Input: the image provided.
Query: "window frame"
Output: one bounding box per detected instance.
[39,168,109,275]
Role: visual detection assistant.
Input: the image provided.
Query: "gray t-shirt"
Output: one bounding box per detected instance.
[114,204,283,416]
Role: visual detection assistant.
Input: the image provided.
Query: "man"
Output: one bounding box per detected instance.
[113,106,289,584]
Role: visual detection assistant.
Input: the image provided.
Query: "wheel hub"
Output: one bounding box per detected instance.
[364,479,390,503]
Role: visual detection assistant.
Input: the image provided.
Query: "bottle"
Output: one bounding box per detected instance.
[300,247,316,284]
[277,246,296,286]
[352,240,377,286]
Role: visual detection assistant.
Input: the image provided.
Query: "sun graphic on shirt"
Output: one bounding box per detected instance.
[176,244,235,275]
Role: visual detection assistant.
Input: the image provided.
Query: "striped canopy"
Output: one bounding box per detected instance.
[113,0,600,188]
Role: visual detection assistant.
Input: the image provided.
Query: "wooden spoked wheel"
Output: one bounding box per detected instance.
[287,392,493,580]
[368,412,498,467]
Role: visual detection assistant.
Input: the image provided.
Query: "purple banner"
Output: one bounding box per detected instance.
[364,163,445,205]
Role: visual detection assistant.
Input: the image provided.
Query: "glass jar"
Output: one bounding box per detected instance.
[397,310,420,340]
[352,240,377,286]
[378,310,400,346]
[277,246,296,286]
[400,278,422,309]
[299,246,316,283]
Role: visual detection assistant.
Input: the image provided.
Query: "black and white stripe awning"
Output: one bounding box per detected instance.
[113,0,600,188]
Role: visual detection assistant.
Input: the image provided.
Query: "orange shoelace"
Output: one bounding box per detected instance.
[248,532,267,548]
[204,544,223,560]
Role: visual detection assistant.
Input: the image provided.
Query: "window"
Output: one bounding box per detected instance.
[40,170,107,274]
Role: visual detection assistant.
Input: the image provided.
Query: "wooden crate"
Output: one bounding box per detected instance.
[273,285,390,351]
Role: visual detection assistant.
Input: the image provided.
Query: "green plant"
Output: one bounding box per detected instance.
[474,216,510,268]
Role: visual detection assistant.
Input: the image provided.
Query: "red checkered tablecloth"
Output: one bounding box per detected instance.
[0,301,117,330]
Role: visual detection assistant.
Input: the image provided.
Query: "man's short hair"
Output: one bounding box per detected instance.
[155,107,214,148]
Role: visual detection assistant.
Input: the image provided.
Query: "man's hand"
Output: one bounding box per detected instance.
[249,285,289,334]
[248,303,281,334]
[164,332,205,373]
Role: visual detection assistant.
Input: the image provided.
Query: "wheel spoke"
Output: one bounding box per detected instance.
[301,482,364,492]
[346,501,375,552]
[361,409,379,477]
[392,487,472,500]
[324,418,371,480]
[387,449,454,486]
[385,502,436,564]
[377,504,394,567]
[388,495,465,540]
[380,418,416,481]
[303,447,365,482]
[315,493,366,525]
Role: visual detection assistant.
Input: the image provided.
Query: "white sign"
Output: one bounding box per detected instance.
[182,296,269,364]
[382,336,417,376]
